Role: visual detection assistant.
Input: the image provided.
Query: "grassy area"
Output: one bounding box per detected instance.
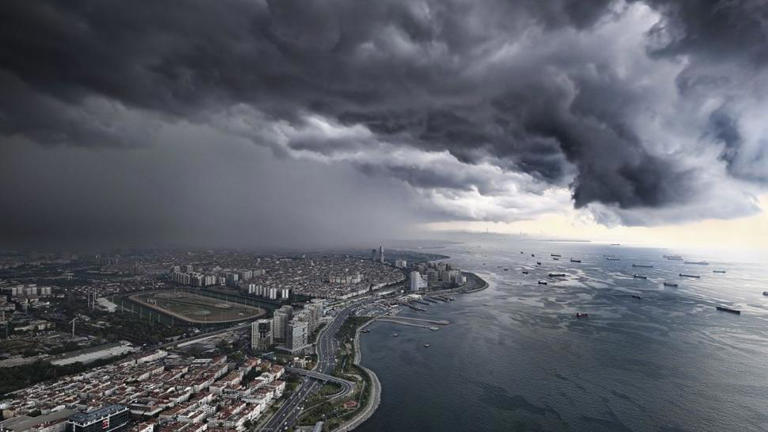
[336,316,372,345]
[130,291,265,323]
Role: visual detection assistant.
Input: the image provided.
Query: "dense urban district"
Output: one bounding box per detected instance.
[0,247,486,432]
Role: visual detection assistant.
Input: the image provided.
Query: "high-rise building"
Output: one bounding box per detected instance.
[426,269,439,284]
[410,271,427,291]
[371,249,377,261]
[251,319,272,352]
[378,245,384,263]
[306,300,325,332]
[286,318,309,353]
[395,259,407,268]
[272,305,293,342]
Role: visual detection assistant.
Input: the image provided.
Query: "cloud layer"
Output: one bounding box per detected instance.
[1,0,767,247]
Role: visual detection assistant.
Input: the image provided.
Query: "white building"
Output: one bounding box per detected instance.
[409,271,427,292]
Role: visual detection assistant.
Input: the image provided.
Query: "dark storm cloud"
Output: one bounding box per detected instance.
[707,107,742,166]
[0,0,766,245]
[641,0,768,65]
[641,0,768,184]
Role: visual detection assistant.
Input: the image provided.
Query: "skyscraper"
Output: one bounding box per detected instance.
[410,271,427,291]
[379,245,384,264]
[306,299,325,332]
[251,319,272,352]
[272,305,293,342]
[286,318,309,353]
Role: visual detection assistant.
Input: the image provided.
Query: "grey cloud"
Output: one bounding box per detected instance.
[0,0,767,247]
[641,0,768,65]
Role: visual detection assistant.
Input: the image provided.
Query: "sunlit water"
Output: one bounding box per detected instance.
[357,240,768,431]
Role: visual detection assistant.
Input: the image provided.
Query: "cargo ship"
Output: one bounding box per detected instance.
[679,273,700,278]
[633,274,648,279]
[685,261,709,265]
[716,306,740,315]
[663,282,678,287]
[632,264,653,268]
[570,258,581,263]
[663,255,683,260]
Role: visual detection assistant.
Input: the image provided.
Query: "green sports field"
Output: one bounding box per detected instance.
[129,291,265,323]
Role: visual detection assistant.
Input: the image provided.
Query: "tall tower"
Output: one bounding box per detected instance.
[379,245,384,264]
[252,319,272,352]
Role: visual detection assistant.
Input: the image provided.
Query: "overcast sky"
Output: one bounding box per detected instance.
[1,0,767,250]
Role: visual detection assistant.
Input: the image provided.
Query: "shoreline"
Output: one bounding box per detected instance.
[459,271,490,294]
[339,271,488,430]
[335,318,380,431]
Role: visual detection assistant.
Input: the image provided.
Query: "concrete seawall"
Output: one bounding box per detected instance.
[335,319,380,431]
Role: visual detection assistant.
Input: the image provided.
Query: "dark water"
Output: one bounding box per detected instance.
[357,240,768,431]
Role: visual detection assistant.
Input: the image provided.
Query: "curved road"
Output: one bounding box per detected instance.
[259,300,366,431]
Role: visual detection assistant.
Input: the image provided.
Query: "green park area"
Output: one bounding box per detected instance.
[129,291,265,324]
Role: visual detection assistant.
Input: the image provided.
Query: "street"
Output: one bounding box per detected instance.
[259,299,366,431]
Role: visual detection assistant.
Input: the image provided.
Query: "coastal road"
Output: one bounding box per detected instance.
[259,299,367,431]
[286,367,355,401]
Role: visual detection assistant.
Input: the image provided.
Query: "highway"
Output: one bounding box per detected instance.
[286,367,355,401]
[259,299,366,431]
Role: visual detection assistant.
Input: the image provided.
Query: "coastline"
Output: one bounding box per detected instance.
[339,271,488,430]
[335,318,380,431]
[459,271,490,294]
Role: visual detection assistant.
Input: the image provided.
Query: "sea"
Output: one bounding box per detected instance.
[357,239,768,432]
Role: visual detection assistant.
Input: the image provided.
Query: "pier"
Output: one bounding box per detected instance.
[375,316,449,330]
